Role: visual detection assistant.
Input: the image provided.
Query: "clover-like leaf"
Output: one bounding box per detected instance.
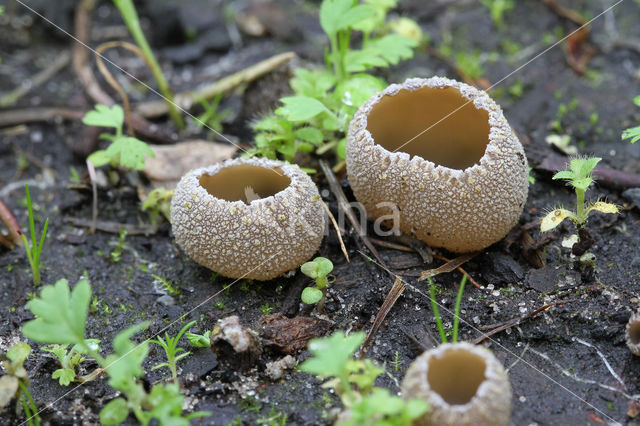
[52,368,76,386]
[104,137,155,170]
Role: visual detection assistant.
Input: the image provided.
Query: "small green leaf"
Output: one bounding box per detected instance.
[333,74,386,108]
[22,279,91,346]
[552,170,574,181]
[186,331,211,348]
[301,287,323,304]
[87,150,111,168]
[337,138,347,160]
[52,368,76,386]
[105,321,150,391]
[82,104,124,130]
[300,331,365,378]
[6,342,31,365]
[276,96,329,122]
[290,69,336,99]
[103,137,155,170]
[100,397,130,425]
[622,126,640,144]
[320,0,375,36]
[540,208,574,232]
[295,127,324,145]
[301,257,333,278]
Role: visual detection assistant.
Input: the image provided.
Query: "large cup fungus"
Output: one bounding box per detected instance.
[171,157,325,280]
[346,77,529,253]
[401,342,512,426]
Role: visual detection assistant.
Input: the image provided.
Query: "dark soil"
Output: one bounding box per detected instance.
[1,0,640,425]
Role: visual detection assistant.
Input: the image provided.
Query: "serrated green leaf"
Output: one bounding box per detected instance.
[22,279,90,346]
[104,137,155,170]
[52,368,76,386]
[105,321,150,391]
[276,96,329,121]
[186,331,211,348]
[571,177,593,192]
[301,287,323,304]
[291,69,336,99]
[300,331,365,377]
[345,34,417,73]
[100,397,130,425]
[320,0,376,36]
[540,208,574,232]
[253,115,288,133]
[295,127,324,145]
[82,104,124,130]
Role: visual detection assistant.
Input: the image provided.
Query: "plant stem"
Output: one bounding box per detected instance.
[575,188,586,225]
[428,279,447,344]
[452,275,467,343]
[112,0,184,129]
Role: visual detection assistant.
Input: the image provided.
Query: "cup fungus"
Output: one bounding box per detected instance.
[401,342,511,426]
[626,311,640,356]
[171,157,325,280]
[346,77,529,253]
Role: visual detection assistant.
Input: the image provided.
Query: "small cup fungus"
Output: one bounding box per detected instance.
[171,157,325,280]
[626,311,640,356]
[346,77,529,253]
[401,342,511,426]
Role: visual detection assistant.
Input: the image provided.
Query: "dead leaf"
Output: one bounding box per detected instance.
[143,140,237,189]
[628,400,640,418]
[260,313,331,354]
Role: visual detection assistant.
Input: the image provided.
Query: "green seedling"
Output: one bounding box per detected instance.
[41,340,102,386]
[622,95,640,144]
[1,342,40,426]
[21,278,210,424]
[108,227,127,263]
[186,330,211,348]
[300,331,428,425]
[83,104,155,170]
[142,188,173,224]
[21,183,48,286]
[112,0,183,129]
[149,321,194,382]
[540,157,618,234]
[194,93,232,134]
[480,0,515,28]
[151,274,180,296]
[250,0,418,162]
[259,303,273,315]
[428,275,467,344]
[300,257,334,310]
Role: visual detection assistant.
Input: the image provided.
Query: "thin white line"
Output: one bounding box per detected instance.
[574,337,627,391]
[358,250,619,424]
[13,0,245,153]
[391,0,625,155]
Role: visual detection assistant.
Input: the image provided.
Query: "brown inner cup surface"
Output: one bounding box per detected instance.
[427,349,487,405]
[199,165,291,204]
[366,86,490,170]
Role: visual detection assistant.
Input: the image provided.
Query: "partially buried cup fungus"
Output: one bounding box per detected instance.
[626,311,640,356]
[346,77,529,253]
[171,157,325,280]
[401,342,511,426]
